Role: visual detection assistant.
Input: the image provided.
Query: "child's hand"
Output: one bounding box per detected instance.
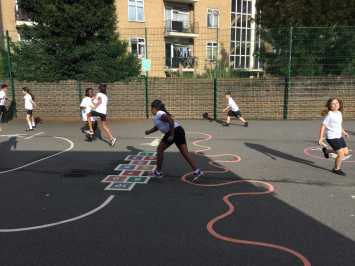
[318,138,326,147]
[344,131,350,138]
[167,135,174,143]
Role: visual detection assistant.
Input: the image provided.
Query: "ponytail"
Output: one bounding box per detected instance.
[22,87,35,101]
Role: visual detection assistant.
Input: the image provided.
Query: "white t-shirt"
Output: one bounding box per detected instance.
[323,111,343,139]
[24,94,34,110]
[0,90,6,106]
[80,97,96,122]
[228,97,239,112]
[153,110,180,133]
[94,92,108,115]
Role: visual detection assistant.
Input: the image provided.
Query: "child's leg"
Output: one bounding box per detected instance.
[87,113,93,132]
[226,115,231,124]
[177,143,197,171]
[239,116,247,123]
[156,141,170,172]
[26,114,32,129]
[101,121,114,141]
[334,148,346,170]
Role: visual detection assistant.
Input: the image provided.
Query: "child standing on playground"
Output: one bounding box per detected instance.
[22,87,36,131]
[223,92,248,127]
[0,84,8,132]
[319,97,350,176]
[80,88,98,141]
[145,99,203,178]
[86,84,117,147]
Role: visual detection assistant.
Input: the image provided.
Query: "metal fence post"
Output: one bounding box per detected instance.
[144,27,149,119]
[5,31,16,117]
[284,26,293,120]
[213,78,218,120]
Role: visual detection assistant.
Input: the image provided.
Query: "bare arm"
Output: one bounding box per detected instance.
[319,124,327,146]
[93,96,102,109]
[342,127,349,138]
[145,126,158,135]
[160,114,175,137]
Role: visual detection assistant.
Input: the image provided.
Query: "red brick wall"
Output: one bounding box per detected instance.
[8,77,355,121]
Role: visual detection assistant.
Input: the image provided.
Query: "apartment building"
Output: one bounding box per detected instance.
[0,0,258,77]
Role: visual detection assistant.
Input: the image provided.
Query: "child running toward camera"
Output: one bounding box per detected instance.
[145,99,203,178]
[319,97,350,176]
[80,88,98,141]
[22,87,36,131]
[86,84,117,147]
[223,92,248,127]
[0,84,8,132]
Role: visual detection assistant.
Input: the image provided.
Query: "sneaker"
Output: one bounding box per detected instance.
[244,122,249,127]
[110,137,117,147]
[153,170,163,178]
[25,128,34,132]
[193,169,204,180]
[84,130,94,135]
[332,168,346,176]
[223,122,230,127]
[322,147,330,159]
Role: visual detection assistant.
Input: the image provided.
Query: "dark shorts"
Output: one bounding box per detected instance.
[162,126,187,146]
[0,106,5,122]
[26,109,33,115]
[327,137,347,152]
[90,111,107,121]
[228,110,242,118]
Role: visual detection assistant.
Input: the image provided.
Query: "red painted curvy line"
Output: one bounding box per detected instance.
[182,132,311,266]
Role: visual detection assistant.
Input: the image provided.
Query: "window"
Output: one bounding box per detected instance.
[207,42,218,61]
[207,9,219,28]
[128,0,144,22]
[131,38,145,59]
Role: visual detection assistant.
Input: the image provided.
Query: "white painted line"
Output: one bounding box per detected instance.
[105,182,136,191]
[0,136,74,175]
[0,134,27,138]
[0,195,115,233]
[140,139,160,147]
[24,132,44,140]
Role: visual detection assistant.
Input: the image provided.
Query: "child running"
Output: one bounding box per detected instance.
[319,97,350,176]
[80,88,98,142]
[223,92,248,127]
[22,87,36,131]
[0,84,8,132]
[145,99,203,178]
[86,84,117,147]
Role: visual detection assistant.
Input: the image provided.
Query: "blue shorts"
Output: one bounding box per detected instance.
[326,137,347,152]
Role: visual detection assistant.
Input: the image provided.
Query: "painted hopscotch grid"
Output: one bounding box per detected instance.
[103,151,158,191]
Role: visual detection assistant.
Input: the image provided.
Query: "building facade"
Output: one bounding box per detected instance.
[0,0,258,77]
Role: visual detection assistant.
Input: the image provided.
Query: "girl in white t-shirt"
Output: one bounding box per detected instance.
[0,84,8,132]
[145,100,203,178]
[80,88,98,141]
[86,84,116,147]
[319,97,350,176]
[22,87,36,131]
[223,92,248,127]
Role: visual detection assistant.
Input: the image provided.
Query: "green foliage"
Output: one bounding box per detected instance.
[257,1,355,76]
[13,0,141,82]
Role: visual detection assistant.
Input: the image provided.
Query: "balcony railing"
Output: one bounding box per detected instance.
[165,20,198,35]
[166,56,196,69]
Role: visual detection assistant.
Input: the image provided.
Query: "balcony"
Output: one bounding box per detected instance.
[166,56,196,71]
[15,9,34,26]
[165,0,199,3]
[165,20,199,38]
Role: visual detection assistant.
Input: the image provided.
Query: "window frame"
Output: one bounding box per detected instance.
[128,0,145,22]
[207,8,219,28]
[130,37,146,59]
[206,41,218,61]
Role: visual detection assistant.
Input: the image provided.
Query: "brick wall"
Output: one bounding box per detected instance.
[8,77,355,121]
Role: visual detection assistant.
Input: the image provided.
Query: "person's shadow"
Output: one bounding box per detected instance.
[245,142,331,172]
[0,137,17,152]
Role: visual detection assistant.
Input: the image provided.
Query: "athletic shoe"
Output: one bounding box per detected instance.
[332,168,346,176]
[25,128,34,132]
[244,122,249,127]
[322,147,330,159]
[193,169,204,178]
[223,122,230,127]
[110,137,117,147]
[153,170,163,178]
[84,130,94,135]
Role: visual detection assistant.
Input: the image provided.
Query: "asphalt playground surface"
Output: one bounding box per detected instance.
[0,119,355,266]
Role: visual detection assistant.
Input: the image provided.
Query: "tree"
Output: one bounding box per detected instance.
[256,0,355,76]
[13,0,141,82]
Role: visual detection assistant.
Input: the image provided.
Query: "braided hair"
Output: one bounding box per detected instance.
[151,99,171,116]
